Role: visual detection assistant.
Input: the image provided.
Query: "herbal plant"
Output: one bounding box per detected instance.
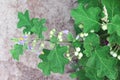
[10,0,120,80]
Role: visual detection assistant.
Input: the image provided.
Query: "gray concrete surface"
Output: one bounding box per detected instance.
[0,0,77,80]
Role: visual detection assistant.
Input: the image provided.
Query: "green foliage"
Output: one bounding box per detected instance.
[10,44,24,60]
[10,0,120,80]
[38,45,69,75]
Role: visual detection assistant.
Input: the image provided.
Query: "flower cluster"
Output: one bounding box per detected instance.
[110,46,120,60]
[74,47,83,59]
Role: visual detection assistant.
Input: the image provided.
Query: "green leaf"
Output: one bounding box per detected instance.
[17,10,31,27]
[50,36,58,43]
[83,33,100,57]
[67,33,74,42]
[72,40,81,48]
[70,70,90,80]
[10,44,24,60]
[38,45,69,75]
[38,49,51,75]
[86,46,118,80]
[31,18,47,39]
[108,15,120,36]
[108,33,120,45]
[85,68,103,80]
[17,10,32,33]
[71,4,101,32]
[78,0,101,7]
[102,0,120,20]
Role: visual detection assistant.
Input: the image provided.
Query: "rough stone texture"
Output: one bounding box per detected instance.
[0,0,77,80]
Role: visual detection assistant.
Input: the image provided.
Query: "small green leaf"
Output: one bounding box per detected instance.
[10,44,24,60]
[17,10,31,28]
[67,33,74,41]
[50,36,58,43]
[31,18,47,39]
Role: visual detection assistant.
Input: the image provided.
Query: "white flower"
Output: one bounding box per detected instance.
[80,33,84,38]
[66,53,70,57]
[40,43,44,48]
[50,31,54,35]
[59,38,63,42]
[102,24,107,31]
[76,47,81,52]
[78,52,83,59]
[117,55,120,60]
[112,53,117,58]
[68,57,72,61]
[90,30,95,33]
[78,24,84,29]
[74,51,79,56]
[59,32,63,35]
[76,35,80,40]
[110,51,114,55]
[84,33,88,37]
[52,29,56,32]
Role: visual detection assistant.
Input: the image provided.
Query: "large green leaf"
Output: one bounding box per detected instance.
[71,4,101,33]
[10,44,23,60]
[108,15,120,36]
[38,45,69,75]
[84,33,100,57]
[86,46,118,80]
[102,0,120,20]
[31,18,47,39]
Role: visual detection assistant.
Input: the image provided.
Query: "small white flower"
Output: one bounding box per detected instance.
[40,43,44,48]
[76,47,81,52]
[84,33,88,37]
[59,38,63,42]
[76,35,80,40]
[74,51,79,56]
[58,35,62,39]
[90,30,95,33]
[66,53,70,57]
[50,31,54,35]
[110,51,114,55]
[78,24,84,29]
[52,29,56,32]
[78,52,83,59]
[112,53,117,58]
[80,33,84,38]
[59,32,63,35]
[117,55,120,60]
[68,57,72,61]
[102,24,107,31]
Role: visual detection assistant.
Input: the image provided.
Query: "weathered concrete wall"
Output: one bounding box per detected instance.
[0,0,77,80]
